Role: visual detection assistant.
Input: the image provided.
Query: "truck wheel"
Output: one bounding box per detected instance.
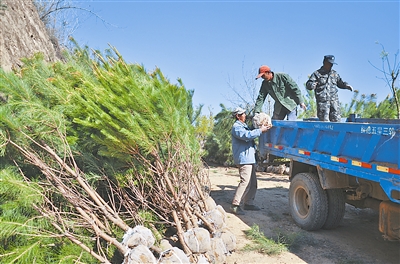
[322,189,346,229]
[289,173,328,231]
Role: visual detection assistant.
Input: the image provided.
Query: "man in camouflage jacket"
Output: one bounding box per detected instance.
[306,55,353,122]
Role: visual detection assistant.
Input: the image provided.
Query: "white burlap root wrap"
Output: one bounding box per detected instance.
[158,247,190,263]
[252,112,272,128]
[204,208,226,231]
[183,227,211,253]
[125,245,157,264]
[207,237,227,263]
[122,225,156,249]
[204,196,217,211]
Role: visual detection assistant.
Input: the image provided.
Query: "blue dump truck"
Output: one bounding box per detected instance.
[258,116,400,240]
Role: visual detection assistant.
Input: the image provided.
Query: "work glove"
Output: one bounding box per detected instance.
[311,82,318,90]
[346,85,353,91]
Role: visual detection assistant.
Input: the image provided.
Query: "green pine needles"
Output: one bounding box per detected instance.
[0,168,93,263]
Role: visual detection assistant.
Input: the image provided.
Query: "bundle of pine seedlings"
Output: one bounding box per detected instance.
[0,44,228,263]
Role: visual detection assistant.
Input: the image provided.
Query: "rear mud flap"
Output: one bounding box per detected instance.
[379,200,400,241]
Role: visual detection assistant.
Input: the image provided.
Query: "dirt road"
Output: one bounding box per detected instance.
[208,166,400,264]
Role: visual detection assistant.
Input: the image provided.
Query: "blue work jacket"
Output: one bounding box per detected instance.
[231,120,262,165]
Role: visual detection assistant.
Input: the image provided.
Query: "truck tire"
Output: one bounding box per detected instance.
[289,172,328,231]
[322,188,346,229]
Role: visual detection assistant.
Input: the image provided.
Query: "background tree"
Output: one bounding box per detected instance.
[33,0,112,49]
[203,104,234,165]
[226,62,260,112]
[341,89,399,119]
[369,42,400,118]
[194,108,214,150]
[298,88,317,119]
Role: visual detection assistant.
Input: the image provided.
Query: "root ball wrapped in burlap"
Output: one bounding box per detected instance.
[252,112,272,128]
[204,207,226,231]
[183,227,211,253]
[158,247,190,263]
[207,237,228,264]
[122,225,155,249]
[125,245,157,264]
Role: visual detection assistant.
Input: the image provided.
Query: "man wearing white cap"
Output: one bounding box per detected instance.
[230,107,271,215]
[254,65,306,120]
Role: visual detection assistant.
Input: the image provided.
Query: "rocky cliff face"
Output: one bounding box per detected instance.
[0,0,58,72]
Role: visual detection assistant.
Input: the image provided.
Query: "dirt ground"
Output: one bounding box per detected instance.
[207,165,400,264]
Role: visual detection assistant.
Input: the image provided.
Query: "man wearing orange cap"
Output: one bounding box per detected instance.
[254,65,306,120]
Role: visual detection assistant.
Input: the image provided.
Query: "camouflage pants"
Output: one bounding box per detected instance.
[317,100,341,122]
